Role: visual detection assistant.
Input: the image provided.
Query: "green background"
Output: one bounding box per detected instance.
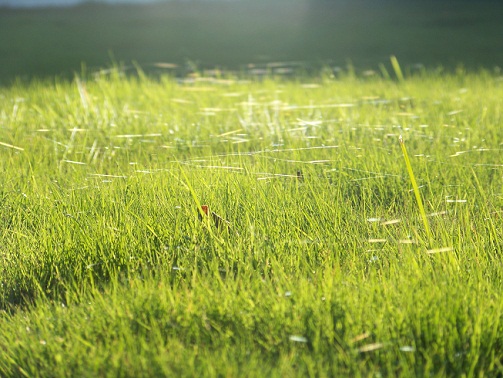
[1,0,502,84]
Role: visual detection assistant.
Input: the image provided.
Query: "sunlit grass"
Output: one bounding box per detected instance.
[0,66,503,376]
[399,135,432,245]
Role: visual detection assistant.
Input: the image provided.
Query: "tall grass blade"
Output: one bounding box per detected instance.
[390,55,404,82]
[399,135,432,244]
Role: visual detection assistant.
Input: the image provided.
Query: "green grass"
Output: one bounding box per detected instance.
[1,65,503,376]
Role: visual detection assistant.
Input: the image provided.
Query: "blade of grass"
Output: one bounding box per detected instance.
[399,135,432,244]
[390,55,404,82]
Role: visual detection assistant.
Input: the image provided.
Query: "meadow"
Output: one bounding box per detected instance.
[0,61,502,376]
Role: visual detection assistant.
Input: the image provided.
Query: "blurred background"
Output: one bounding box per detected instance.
[0,0,502,84]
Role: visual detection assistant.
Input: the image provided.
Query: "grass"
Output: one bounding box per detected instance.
[399,135,432,245]
[0,64,503,376]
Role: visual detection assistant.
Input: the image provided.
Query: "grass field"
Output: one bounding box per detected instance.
[0,62,502,376]
[1,0,503,84]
